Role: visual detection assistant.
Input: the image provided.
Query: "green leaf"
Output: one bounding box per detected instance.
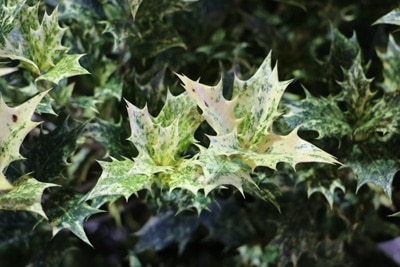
[23,120,86,185]
[0,90,48,190]
[0,175,56,218]
[134,210,200,253]
[36,54,89,85]
[373,8,400,26]
[86,158,158,200]
[45,189,102,246]
[0,3,88,83]
[347,145,400,198]
[327,27,361,76]
[128,0,143,21]
[284,89,352,139]
[88,118,136,160]
[337,58,374,120]
[377,34,400,93]
[355,91,400,138]
[0,0,26,45]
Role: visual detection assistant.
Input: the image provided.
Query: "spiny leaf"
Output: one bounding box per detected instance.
[0,3,88,83]
[36,54,89,85]
[0,175,56,218]
[242,127,340,171]
[307,179,345,208]
[234,52,291,146]
[45,189,102,246]
[23,120,86,185]
[128,0,144,21]
[328,27,361,71]
[177,74,238,135]
[88,118,136,160]
[86,158,153,200]
[377,34,400,93]
[373,8,400,26]
[355,91,400,138]
[0,90,48,190]
[284,89,352,139]
[347,145,400,198]
[337,57,374,120]
[0,0,25,45]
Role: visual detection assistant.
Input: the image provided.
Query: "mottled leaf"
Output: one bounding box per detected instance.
[86,158,153,200]
[373,8,400,26]
[128,0,143,21]
[284,89,352,139]
[36,54,89,85]
[45,189,102,246]
[23,120,86,184]
[355,91,400,138]
[377,34,400,93]
[0,175,56,218]
[307,179,345,208]
[134,210,200,253]
[327,27,361,76]
[0,0,25,45]
[337,58,374,120]
[88,118,136,160]
[0,3,88,83]
[94,76,123,101]
[347,145,400,198]
[0,90,47,190]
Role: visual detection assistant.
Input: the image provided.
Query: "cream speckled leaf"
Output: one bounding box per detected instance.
[337,59,374,120]
[0,0,25,45]
[373,8,400,26]
[86,158,153,200]
[0,90,48,190]
[36,54,89,84]
[234,52,291,146]
[0,3,88,83]
[242,127,340,170]
[377,35,400,93]
[177,74,239,135]
[307,179,345,208]
[0,175,56,218]
[284,89,352,139]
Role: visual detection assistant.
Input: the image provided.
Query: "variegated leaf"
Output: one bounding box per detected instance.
[347,145,399,198]
[0,0,25,45]
[0,90,48,190]
[0,175,56,218]
[45,190,102,246]
[373,8,400,26]
[284,89,352,139]
[0,3,88,83]
[377,34,400,93]
[337,58,374,120]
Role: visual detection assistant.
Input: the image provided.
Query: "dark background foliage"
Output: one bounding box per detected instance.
[1,0,400,266]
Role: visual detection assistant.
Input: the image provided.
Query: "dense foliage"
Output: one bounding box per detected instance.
[1,0,400,266]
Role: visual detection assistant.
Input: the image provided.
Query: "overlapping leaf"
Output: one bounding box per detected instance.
[377,35,400,93]
[284,89,352,139]
[0,0,25,45]
[45,189,102,246]
[0,3,89,83]
[0,90,48,190]
[87,91,204,200]
[178,52,339,172]
[347,145,400,198]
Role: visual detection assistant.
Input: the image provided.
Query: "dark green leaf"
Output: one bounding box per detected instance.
[377,34,400,93]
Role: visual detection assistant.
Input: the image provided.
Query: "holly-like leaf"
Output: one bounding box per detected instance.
[284,89,352,139]
[0,3,88,83]
[328,27,361,71]
[337,58,374,120]
[373,8,400,26]
[355,91,400,138]
[45,189,102,246]
[0,90,48,190]
[0,175,56,218]
[36,54,89,85]
[377,34,400,93]
[307,179,345,208]
[23,120,86,185]
[178,52,339,173]
[134,210,200,253]
[347,145,400,198]
[0,0,25,45]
